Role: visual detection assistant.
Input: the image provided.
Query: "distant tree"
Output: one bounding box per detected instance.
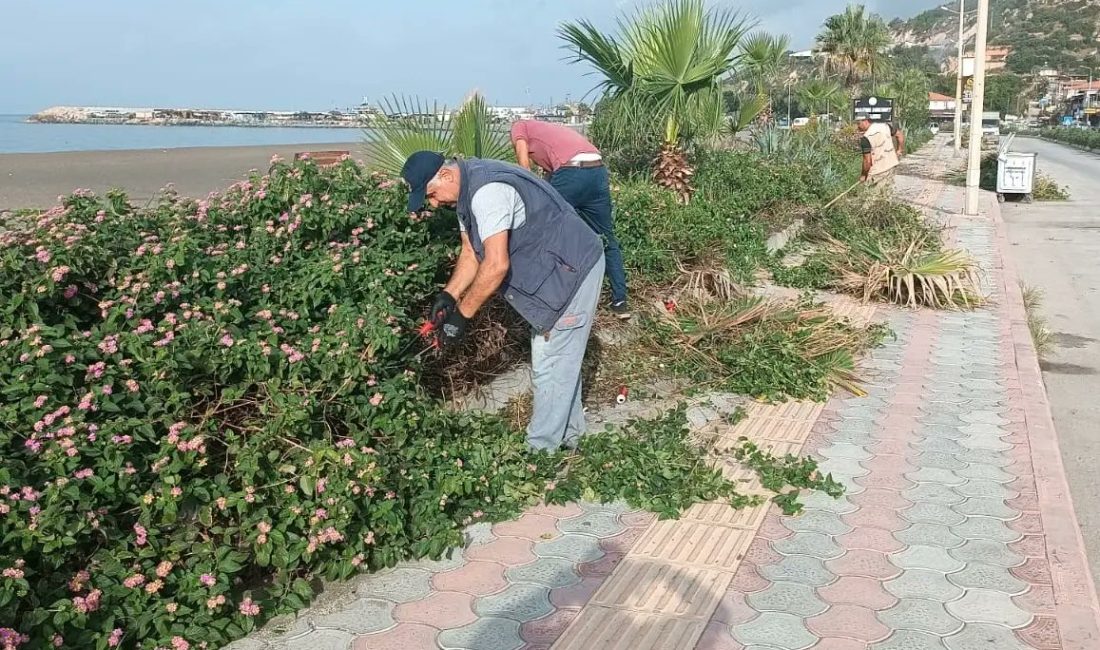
[983,74,1027,116]
[817,4,893,92]
[890,45,941,76]
[885,68,930,128]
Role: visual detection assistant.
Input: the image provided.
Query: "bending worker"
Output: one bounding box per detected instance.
[402,151,605,451]
[510,120,630,319]
[857,117,905,187]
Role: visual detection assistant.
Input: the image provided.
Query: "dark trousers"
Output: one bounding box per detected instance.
[549,165,628,303]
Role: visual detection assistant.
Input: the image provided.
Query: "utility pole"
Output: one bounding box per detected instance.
[953,0,966,152]
[965,0,991,216]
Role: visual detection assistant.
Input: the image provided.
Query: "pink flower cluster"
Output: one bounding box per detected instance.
[123,573,145,589]
[239,597,261,617]
[134,523,148,546]
[72,588,102,613]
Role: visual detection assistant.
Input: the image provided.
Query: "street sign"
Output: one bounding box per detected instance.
[853,96,894,122]
[963,77,974,104]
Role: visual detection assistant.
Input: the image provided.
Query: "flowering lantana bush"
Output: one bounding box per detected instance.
[0,157,557,648]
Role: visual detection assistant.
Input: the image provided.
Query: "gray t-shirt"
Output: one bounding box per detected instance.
[459,182,526,239]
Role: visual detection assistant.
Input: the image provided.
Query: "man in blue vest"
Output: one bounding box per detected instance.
[402,151,605,451]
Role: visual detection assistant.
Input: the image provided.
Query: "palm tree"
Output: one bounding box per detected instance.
[795,78,847,120]
[817,4,892,93]
[885,68,930,129]
[361,93,512,176]
[559,0,750,201]
[737,32,792,125]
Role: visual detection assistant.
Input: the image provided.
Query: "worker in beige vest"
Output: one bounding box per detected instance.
[857,117,904,188]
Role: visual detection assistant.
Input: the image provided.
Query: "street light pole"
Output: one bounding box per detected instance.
[965,0,991,216]
[953,0,966,152]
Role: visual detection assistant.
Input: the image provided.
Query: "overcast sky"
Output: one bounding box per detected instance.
[0,0,943,113]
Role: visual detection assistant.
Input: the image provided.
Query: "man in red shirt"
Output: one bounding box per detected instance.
[511,120,630,319]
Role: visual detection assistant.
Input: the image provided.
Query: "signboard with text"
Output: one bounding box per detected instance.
[964,77,974,104]
[853,96,894,122]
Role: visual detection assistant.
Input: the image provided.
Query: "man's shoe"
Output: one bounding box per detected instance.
[610,301,632,320]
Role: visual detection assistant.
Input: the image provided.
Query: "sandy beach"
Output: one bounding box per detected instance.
[0,142,365,210]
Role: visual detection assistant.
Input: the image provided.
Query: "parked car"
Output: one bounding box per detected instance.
[791,117,810,129]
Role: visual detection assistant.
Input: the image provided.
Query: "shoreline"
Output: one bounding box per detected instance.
[1,141,365,211]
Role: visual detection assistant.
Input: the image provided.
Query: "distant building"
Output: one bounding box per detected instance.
[985,46,1010,71]
[928,92,957,120]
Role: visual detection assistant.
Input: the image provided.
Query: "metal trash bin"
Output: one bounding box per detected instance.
[996,151,1036,203]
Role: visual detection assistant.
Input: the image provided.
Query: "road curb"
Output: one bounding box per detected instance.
[987,195,1100,649]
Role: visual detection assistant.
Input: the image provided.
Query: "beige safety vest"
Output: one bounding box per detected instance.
[865,122,899,176]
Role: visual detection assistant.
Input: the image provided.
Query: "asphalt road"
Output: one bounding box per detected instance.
[1001,136,1100,587]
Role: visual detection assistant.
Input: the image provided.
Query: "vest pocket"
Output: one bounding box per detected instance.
[508,257,556,297]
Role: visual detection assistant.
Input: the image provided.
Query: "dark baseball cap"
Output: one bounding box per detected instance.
[400,151,445,213]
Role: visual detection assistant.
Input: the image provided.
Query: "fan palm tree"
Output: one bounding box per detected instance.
[795,78,847,120]
[737,32,792,125]
[817,4,892,93]
[559,0,751,201]
[361,92,512,176]
[885,68,930,129]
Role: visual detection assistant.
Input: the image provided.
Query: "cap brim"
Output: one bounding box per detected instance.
[406,185,427,213]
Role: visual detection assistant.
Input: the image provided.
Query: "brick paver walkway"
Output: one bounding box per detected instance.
[231,137,1100,650]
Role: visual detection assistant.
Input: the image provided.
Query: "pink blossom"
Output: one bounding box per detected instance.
[101,384,113,395]
[51,634,63,647]
[170,487,182,497]
[199,573,216,587]
[315,478,327,494]
[107,628,124,647]
[125,379,140,393]
[206,594,226,609]
[370,393,384,407]
[68,570,90,592]
[165,602,178,613]
[50,266,70,283]
[144,579,163,594]
[215,497,228,510]
[122,574,145,589]
[171,636,190,650]
[87,362,106,379]
[219,334,235,347]
[133,523,148,546]
[33,396,47,412]
[73,468,93,480]
[35,247,51,264]
[64,354,76,364]
[23,439,41,454]
[239,597,261,617]
[2,568,24,579]
[63,284,79,299]
[155,561,173,578]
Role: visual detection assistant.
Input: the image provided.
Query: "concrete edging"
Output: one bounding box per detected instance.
[987,195,1100,649]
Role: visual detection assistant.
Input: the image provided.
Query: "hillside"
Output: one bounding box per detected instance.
[890,0,1100,73]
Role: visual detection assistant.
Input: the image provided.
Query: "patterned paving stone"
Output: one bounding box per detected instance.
[772,532,845,560]
[807,604,891,643]
[838,527,906,554]
[884,569,964,602]
[959,437,1013,453]
[474,583,554,623]
[818,575,899,610]
[902,483,966,506]
[912,438,967,456]
[286,629,354,650]
[945,589,1033,628]
[946,563,1029,595]
[955,449,1012,467]
[952,498,1019,521]
[949,539,1025,568]
[894,523,965,549]
[578,499,635,515]
[943,623,1031,650]
[466,537,536,566]
[955,463,1015,484]
[919,412,967,428]
[819,442,874,461]
[826,549,902,580]
[959,411,1009,426]
[518,608,580,647]
[1014,616,1062,649]
[352,624,442,650]
[818,457,872,479]
[314,598,395,634]
[432,561,510,597]
[493,514,561,542]
[730,611,818,649]
[531,533,604,563]
[877,599,965,636]
[356,568,433,603]
[782,510,853,536]
[954,519,1020,543]
[914,452,968,472]
[871,630,950,650]
[843,505,907,532]
[437,616,523,650]
[890,546,966,573]
[904,467,966,487]
[465,522,496,546]
[800,492,859,515]
[556,511,624,538]
[504,557,582,590]
[760,554,837,587]
[746,581,828,617]
[850,488,913,511]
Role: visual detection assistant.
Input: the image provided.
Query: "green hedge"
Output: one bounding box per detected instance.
[1038,126,1100,150]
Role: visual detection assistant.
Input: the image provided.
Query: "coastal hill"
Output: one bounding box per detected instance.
[890,0,1100,73]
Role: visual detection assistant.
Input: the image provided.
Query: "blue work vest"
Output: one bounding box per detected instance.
[455,159,603,332]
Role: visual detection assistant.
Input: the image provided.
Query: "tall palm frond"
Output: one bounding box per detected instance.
[740,32,791,93]
[729,93,769,134]
[795,78,846,118]
[816,5,891,93]
[558,20,634,94]
[362,92,512,176]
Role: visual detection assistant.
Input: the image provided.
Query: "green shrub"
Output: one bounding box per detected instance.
[1039,126,1100,150]
[1,156,845,649]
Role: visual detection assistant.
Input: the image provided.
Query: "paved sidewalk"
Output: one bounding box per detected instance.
[232,137,1100,650]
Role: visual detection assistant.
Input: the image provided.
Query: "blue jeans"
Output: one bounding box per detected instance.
[550,165,628,304]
